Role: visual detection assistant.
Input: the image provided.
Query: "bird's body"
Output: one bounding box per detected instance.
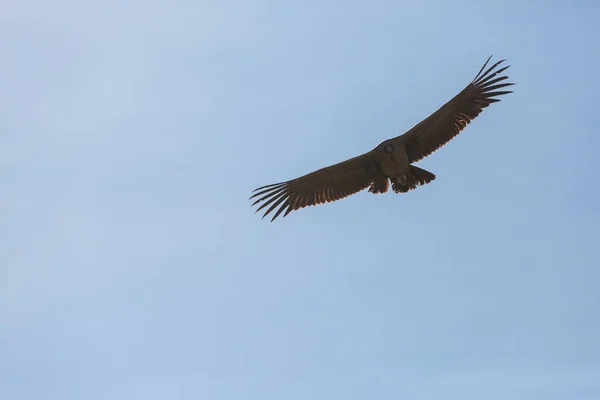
[250,56,514,221]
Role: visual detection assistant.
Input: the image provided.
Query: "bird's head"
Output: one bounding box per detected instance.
[377,140,395,155]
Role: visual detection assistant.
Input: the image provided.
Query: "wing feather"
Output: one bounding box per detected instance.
[250,153,379,222]
[399,56,514,163]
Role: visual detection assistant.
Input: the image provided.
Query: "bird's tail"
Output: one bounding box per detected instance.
[392,166,436,193]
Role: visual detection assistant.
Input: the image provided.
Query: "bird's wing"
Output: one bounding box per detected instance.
[250,152,379,222]
[397,56,514,163]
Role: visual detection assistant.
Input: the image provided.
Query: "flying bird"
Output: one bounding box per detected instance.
[250,56,514,222]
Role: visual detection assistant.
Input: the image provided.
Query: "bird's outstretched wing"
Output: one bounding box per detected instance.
[398,56,514,163]
[250,152,379,222]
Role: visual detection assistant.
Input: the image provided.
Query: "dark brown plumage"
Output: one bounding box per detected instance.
[250,56,514,221]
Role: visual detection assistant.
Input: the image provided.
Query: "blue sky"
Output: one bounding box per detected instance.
[1,1,599,399]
